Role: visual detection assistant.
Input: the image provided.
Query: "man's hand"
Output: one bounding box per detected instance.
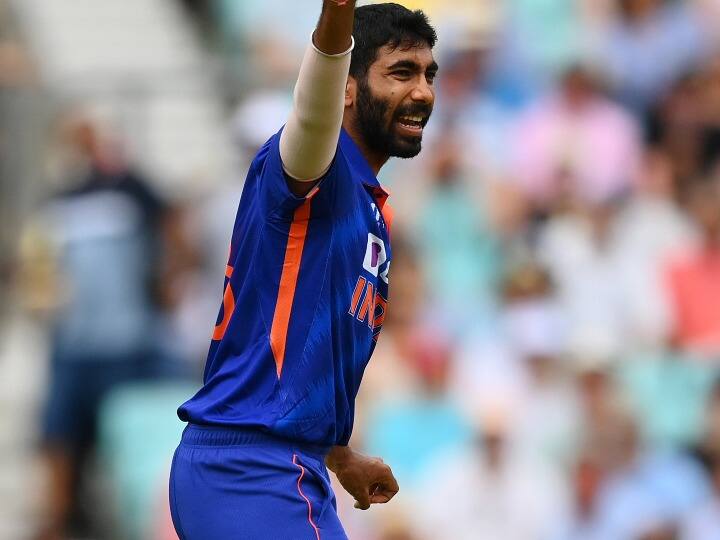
[325,446,399,510]
[314,0,357,55]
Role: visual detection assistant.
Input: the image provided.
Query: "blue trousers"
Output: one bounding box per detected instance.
[169,425,348,539]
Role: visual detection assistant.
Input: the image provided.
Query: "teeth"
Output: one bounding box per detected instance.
[401,115,424,123]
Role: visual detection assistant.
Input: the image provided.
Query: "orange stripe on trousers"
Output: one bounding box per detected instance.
[293,454,321,540]
[270,201,311,378]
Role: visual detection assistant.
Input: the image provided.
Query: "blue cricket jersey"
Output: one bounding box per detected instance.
[178,128,393,448]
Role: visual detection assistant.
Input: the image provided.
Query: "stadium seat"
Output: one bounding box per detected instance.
[98,381,196,540]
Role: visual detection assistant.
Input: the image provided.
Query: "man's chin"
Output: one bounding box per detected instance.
[390,134,423,159]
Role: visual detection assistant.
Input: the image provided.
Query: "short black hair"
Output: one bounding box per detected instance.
[350,3,437,80]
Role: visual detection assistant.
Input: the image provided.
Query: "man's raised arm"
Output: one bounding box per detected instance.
[279,0,356,190]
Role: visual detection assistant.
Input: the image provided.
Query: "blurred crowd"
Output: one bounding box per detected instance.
[3,0,720,539]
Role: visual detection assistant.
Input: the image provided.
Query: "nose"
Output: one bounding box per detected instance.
[411,76,435,105]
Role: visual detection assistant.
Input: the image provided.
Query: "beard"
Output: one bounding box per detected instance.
[354,77,432,159]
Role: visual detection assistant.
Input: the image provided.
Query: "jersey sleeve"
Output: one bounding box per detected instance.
[256,128,340,221]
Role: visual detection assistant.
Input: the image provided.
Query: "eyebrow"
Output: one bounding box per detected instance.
[387,59,439,73]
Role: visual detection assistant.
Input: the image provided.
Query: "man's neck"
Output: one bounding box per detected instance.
[342,119,389,176]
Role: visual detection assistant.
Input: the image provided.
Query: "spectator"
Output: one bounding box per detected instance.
[610,149,695,347]
[551,445,610,540]
[413,129,503,335]
[413,408,569,540]
[537,199,632,353]
[429,42,515,179]
[682,378,720,538]
[490,0,591,99]
[577,410,710,538]
[692,377,720,465]
[364,328,472,490]
[593,0,710,114]
[664,179,720,357]
[680,452,720,539]
[617,350,717,449]
[35,115,174,540]
[650,58,720,186]
[501,266,580,470]
[511,66,642,213]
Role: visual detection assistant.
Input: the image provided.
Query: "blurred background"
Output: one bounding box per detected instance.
[2,0,720,538]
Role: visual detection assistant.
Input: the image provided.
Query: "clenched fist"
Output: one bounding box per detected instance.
[326,447,399,510]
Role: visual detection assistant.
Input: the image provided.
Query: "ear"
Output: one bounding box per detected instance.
[345,77,357,108]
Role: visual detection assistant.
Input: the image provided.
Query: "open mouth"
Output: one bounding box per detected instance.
[396,114,427,136]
